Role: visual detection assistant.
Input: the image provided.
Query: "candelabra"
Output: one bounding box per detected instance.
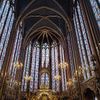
[6,79,21,99]
[67,79,73,87]
[24,75,32,100]
[74,66,84,81]
[54,74,61,81]
[59,62,68,69]
[66,78,74,99]
[0,61,23,99]
[24,76,32,81]
[14,61,23,69]
[73,66,84,100]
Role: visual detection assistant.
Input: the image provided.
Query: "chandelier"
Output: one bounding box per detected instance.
[54,75,61,81]
[59,62,68,69]
[24,76,32,81]
[67,79,73,87]
[74,66,83,77]
[14,61,23,69]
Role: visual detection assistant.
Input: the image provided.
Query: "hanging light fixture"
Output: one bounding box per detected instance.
[59,62,68,69]
[54,75,61,81]
[67,79,73,87]
[14,61,23,69]
[24,75,32,81]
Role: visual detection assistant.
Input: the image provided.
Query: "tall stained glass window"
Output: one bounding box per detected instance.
[8,25,22,86]
[21,41,67,92]
[0,0,14,70]
[89,0,100,28]
[51,42,67,92]
[41,43,49,68]
[41,73,49,86]
[73,1,94,80]
[21,42,40,91]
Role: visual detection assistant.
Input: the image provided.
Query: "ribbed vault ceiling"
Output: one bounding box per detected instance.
[15,0,73,45]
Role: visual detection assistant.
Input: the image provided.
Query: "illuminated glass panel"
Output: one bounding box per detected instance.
[30,46,36,91]
[0,0,14,70]
[0,0,7,18]
[60,45,67,91]
[41,47,45,67]
[21,43,31,91]
[73,2,94,80]
[89,0,100,28]
[51,42,67,91]
[41,43,49,68]
[22,42,40,92]
[45,46,49,68]
[55,46,60,91]
[21,47,28,91]
[67,34,75,77]
[51,46,56,91]
[41,73,49,86]
[34,47,40,90]
[21,41,67,92]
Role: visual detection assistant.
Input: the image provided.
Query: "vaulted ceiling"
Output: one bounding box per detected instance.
[15,0,73,17]
[15,0,73,46]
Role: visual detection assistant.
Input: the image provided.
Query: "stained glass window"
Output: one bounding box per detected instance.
[21,42,40,91]
[21,43,32,91]
[21,41,67,92]
[41,73,49,86]
[41,43,49,68]
[59,45,67,91]
[89,0,100,28]
[67,33,75,77]
[8,26,22,86]
[51,42,67,91]
[0,0,14,70]
[73,2,94,80]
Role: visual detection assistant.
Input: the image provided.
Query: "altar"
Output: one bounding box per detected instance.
[31,85,58,100]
